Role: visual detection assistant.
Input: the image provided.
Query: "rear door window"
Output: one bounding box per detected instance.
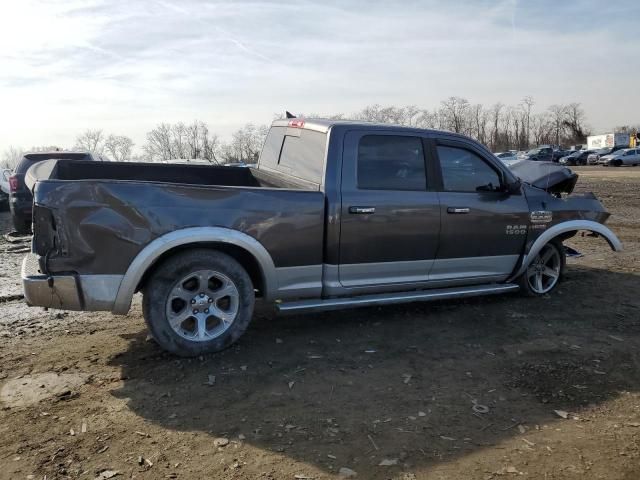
[357,135,426,191]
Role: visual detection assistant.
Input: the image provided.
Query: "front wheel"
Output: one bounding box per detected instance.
[517,241,565,296]
[143,249,255,357]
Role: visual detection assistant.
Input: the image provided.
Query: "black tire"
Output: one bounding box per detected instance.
[142,249,255,357]
[12,217,31,234]
[613,160,623,167]
[517,240,565,297]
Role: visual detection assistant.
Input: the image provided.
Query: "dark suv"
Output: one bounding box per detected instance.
[523,147,554,162]
[9,151,101,233]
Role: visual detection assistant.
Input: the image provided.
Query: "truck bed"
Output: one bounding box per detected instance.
[26,159,315,191]
[28,160,325,278]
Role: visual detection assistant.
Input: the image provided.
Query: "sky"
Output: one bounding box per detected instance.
[0,0,639,155]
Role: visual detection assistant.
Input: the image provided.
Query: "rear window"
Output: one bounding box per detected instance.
[16,152,92,174]
[259,127,326,184]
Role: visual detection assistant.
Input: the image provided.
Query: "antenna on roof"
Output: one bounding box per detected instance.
[285,111,296,119]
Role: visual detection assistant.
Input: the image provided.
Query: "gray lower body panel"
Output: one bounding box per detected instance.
[428,254,519,281]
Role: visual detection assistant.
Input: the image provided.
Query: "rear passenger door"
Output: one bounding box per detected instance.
[431,140,530,284]
[338,131,440,289]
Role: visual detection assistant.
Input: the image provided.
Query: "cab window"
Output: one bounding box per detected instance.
[357,135,426,191]
[437,145,501,192]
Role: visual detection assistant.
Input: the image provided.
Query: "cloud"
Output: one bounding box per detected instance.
[0,0,638,153]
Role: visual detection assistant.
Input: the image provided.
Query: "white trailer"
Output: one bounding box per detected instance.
[587,133,630,150]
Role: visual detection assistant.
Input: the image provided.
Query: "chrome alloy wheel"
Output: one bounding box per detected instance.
[165,270,240,341]
[526,244,561,294]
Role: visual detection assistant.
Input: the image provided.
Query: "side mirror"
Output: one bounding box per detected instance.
[507,179,521,194]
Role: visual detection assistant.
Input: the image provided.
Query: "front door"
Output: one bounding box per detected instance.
[431,140,530,284]
[338,131,440,288]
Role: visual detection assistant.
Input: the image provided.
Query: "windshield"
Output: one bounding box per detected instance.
[526,149,540,155]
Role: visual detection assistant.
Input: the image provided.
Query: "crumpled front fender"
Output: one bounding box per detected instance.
[510,220,623,280]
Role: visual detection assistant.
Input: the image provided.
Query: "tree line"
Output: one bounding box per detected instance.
[2,97,639,169]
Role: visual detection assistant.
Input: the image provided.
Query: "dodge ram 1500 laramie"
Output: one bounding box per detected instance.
[22,119,622,356]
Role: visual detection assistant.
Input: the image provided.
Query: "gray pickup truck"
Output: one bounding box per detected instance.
[22,119,622,356]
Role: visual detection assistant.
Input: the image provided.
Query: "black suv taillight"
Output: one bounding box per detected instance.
[9,175,18,193]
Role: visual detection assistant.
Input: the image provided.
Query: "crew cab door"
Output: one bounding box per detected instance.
[337,131,440,288]
[431,139,530,284]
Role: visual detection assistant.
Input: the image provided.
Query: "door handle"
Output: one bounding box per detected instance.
[447,207,470,214]
[349,206,376,214]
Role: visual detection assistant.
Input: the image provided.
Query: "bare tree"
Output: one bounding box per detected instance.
[547,105,567,147]
[144,123,175,161]
[489,103,504,151]
[143,121,221,163]
[440,97,470,133]
[614,124,640,133]
[185,121,220,162]
[75,129,105,153]
[521,96,535,149]
[414,109,439,129]
[220,123,268,164]
[531,113,552,146]
[104,135,134,162]
[470,104,489,145]
[1,146,24,169]
[563,102,589,144]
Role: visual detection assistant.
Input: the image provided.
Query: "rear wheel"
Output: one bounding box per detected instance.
[143,249,255,357]
[518,241,565,296]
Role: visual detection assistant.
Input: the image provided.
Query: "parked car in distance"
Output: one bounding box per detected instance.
[552,150,570,162]
[522,147,554,162]
[559,150,595,166]
[0,168,11,210]
[494,151,520,166]
[587,146,627,165]
[22,118,622,357]
[9,151,105,233]
[599,148,640,167]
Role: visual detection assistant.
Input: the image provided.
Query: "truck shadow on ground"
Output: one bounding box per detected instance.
[108,265,640,476]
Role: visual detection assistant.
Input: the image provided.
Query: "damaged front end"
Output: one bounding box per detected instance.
[510,160,578,196]
[507,161,623,280]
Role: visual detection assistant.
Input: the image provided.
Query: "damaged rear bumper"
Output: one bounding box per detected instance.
[22,253,82,310]
[22,253,123,312]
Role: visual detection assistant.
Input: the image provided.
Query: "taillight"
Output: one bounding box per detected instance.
[9,175,18,193]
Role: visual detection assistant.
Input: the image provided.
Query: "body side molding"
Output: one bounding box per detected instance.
[510,220,623,280]
[112,227,277,314]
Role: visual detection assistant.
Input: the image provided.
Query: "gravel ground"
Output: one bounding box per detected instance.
[0,166,639,480]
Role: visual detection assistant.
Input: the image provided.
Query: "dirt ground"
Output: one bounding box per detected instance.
[0,166,639,480]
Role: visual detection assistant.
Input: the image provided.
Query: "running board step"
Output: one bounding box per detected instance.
[277,283,520,314]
